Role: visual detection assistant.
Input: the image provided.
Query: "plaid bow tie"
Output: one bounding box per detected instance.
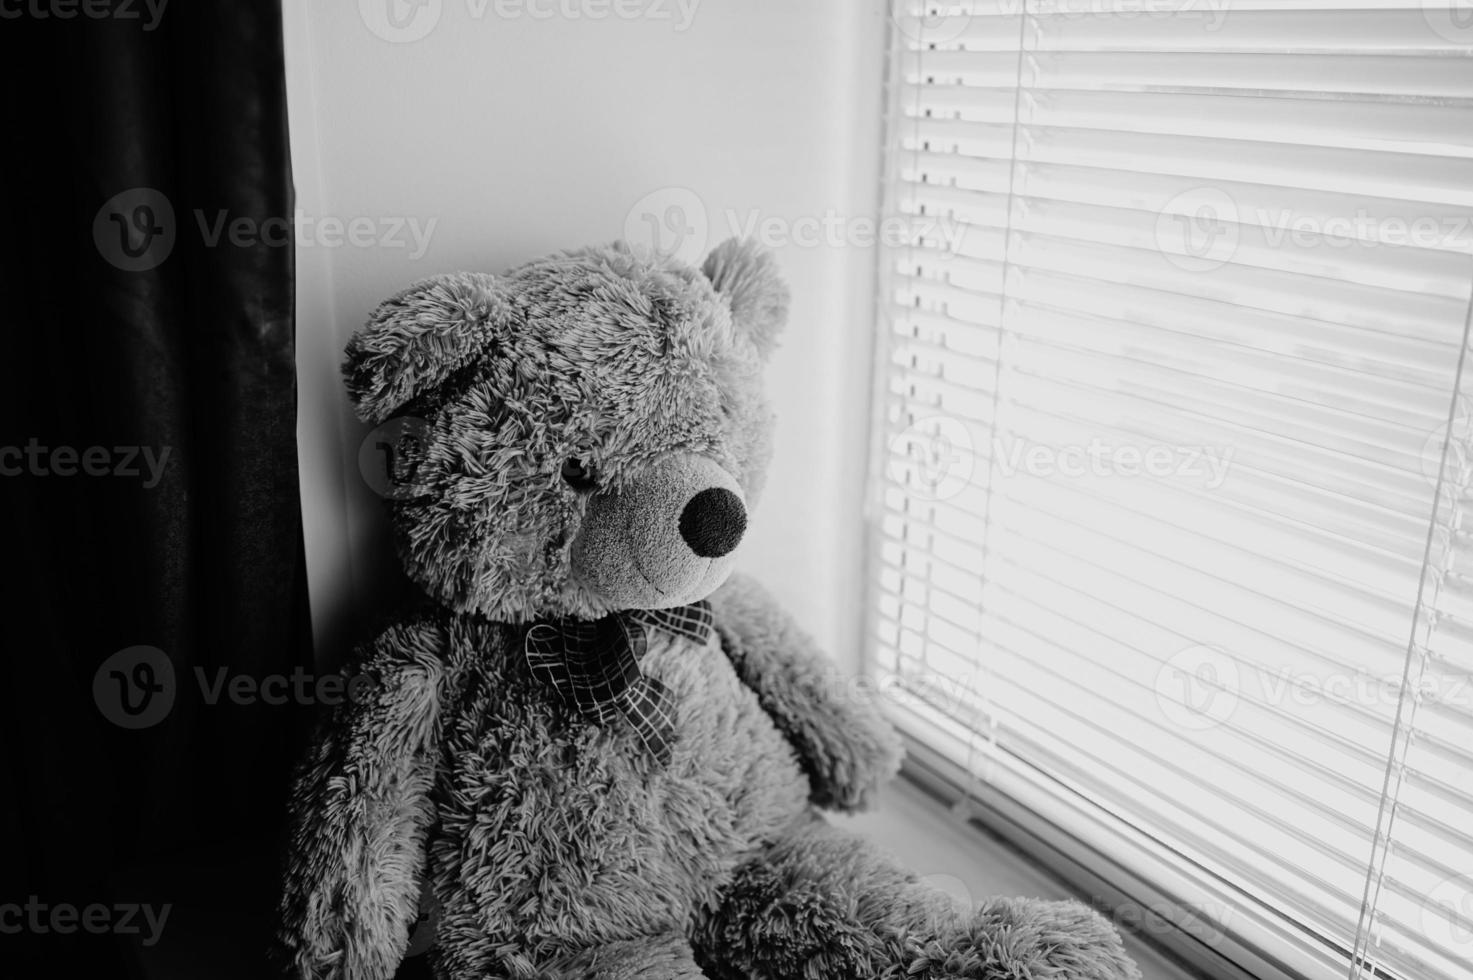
[524,601,715,764]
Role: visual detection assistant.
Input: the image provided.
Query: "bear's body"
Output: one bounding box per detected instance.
[279,240,1141,980]
[425,598,809,971]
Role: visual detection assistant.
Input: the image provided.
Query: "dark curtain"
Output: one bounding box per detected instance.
[0,2,310,976]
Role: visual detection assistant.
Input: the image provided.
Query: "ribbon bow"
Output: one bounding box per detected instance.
[524,601,714,764]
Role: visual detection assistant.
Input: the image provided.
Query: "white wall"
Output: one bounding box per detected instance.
[285,0,888,671]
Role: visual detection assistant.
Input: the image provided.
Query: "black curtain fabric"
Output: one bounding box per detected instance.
[0,2,311,975]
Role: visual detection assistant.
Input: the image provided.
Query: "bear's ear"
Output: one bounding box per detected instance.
[701,238,789,359]
[343,272,509,424]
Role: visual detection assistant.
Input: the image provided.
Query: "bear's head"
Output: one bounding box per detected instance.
[343,238,789,623]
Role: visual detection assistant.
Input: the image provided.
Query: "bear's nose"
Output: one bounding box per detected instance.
[679,487,747,558]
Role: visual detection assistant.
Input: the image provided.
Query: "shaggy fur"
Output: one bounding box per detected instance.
[344,239,779,624]
[279,240,1141,980]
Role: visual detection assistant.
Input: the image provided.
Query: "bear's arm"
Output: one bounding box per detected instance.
[278,614,452,980]
[708,573,904,812]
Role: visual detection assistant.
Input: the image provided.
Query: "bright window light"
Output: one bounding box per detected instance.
[867,4,1473,979]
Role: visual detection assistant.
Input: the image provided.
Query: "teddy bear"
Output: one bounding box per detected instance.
[277,238,1141,980]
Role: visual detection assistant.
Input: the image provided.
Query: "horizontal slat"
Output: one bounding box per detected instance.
[890,259,1459,387]
[903,51,1473,99]
[902,88,1473,155]
[886,322,1452,513]
[1004,335,1443,464]
[899,123,1473,206]
[898,6,1473,56]
[880,499,1411,700]
[889,362,1443,529]
[994,480,1414,653]
[885,303,1003,353]
[916,233,1467,344]
[896,168,1473,264]
[998,301,1447,423]
[880,395,1435,560]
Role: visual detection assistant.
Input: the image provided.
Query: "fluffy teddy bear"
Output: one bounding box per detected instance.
[277,239,1140,980]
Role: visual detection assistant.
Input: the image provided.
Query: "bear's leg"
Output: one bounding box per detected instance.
[695,813,1140,980]
[538,931,707,980]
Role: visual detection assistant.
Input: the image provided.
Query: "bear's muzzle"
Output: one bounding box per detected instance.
[569,453,747,609]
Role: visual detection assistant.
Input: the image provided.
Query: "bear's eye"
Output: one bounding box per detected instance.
[560,457,599,493]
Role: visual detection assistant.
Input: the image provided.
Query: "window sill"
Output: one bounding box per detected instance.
[834,774,1195,980]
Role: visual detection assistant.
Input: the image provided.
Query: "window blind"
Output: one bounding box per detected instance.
[866,4,1473,980]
